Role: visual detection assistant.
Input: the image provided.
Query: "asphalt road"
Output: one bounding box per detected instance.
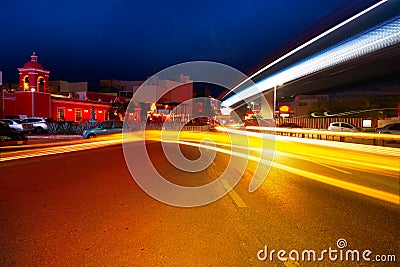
[0,133,399,266]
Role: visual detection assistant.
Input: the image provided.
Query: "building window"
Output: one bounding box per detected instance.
[57,108,65,121]
[75,109,82,122]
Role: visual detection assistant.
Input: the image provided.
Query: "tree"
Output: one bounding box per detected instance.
[108,100,128,120]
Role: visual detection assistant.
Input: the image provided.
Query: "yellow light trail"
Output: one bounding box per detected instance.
[0,136,125,162]
[160,138,399,205]
[2,130,398,205]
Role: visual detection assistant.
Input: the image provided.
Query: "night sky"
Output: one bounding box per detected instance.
[1,0,354,84]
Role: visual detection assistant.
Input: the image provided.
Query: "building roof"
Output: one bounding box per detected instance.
[22,52,44,70]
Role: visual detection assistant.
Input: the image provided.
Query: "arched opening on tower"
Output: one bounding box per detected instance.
[38,77,45,92]
[23,76,29,91]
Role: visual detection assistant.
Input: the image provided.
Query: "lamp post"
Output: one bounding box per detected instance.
[31,88,35,117]
[273,85,277,118]
[1,89,4,118]
[273,83,284,118]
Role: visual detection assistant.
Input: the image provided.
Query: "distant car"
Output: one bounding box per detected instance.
[376,123,400,134]
[82,120,123,138]
[0,119,33,132]
[0,123,28,146]
[185,117,218,126]
[22,117,52,133]
[244,118,275,127]
[185,117,220,130]
[328,122,359,132]
[278,122,303,128]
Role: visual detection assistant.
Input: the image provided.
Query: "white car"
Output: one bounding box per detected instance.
[22,117,51,134]
[0,119,34,132]
[328,122,359,132]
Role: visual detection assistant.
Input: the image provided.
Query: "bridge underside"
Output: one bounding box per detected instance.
[253,43,400,118]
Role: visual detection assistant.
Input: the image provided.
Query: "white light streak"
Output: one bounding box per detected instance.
[221,1,394,107]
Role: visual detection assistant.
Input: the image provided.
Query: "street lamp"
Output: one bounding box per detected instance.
[273,83,283,118]
[273,85,277,118]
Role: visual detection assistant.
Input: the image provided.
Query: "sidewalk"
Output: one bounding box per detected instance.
[1,134,86,152]
[27,134,83,144]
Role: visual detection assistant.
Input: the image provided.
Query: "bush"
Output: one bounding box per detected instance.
[47,122,89,135]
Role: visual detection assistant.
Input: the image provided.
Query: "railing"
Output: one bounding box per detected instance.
[180,125,211,131]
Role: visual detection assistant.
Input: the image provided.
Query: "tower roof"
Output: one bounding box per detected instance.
[23,52,44,69]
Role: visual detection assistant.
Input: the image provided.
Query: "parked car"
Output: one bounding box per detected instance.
[184,117,221,131]
[328,122,359,132]
[244,118,275,127]
[278,122,303,128]
[376,123,400,134]
[0,119,34,132]
[22,117,52,133]
[185,117,219,126]
[0,123,28,146]
[82,120,123,138]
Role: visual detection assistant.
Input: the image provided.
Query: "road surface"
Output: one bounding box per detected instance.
[1,131,399,266]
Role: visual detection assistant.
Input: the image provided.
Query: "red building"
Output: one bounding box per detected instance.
[0,53,112,122]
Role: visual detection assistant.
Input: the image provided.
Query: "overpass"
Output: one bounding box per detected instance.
[220,0,400,118]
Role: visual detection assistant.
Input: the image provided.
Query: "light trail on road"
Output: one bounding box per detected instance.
[157,129,399,205]
[159,137,399,205]
[0,137,123,162]
[2,130,398,205]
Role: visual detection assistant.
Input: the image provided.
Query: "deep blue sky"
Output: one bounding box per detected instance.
[1,0,353,84]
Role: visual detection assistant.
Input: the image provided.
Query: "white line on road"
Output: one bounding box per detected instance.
[220,180,247,208]
[316,162,352,174]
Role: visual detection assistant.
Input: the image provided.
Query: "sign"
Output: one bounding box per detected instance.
[279,105,290,112]
[362,119,372,128]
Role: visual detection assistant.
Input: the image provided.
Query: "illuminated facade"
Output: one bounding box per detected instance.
[1,53,111,122]
[17,52,50,92]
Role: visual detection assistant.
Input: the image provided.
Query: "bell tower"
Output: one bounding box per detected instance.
[18,52,50,92]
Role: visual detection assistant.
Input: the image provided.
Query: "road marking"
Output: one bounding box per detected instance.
[220,180,247,208]
[315,162,352,174]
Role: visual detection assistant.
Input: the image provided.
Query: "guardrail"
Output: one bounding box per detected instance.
[246,126,400,147]
[180,125,211,131]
